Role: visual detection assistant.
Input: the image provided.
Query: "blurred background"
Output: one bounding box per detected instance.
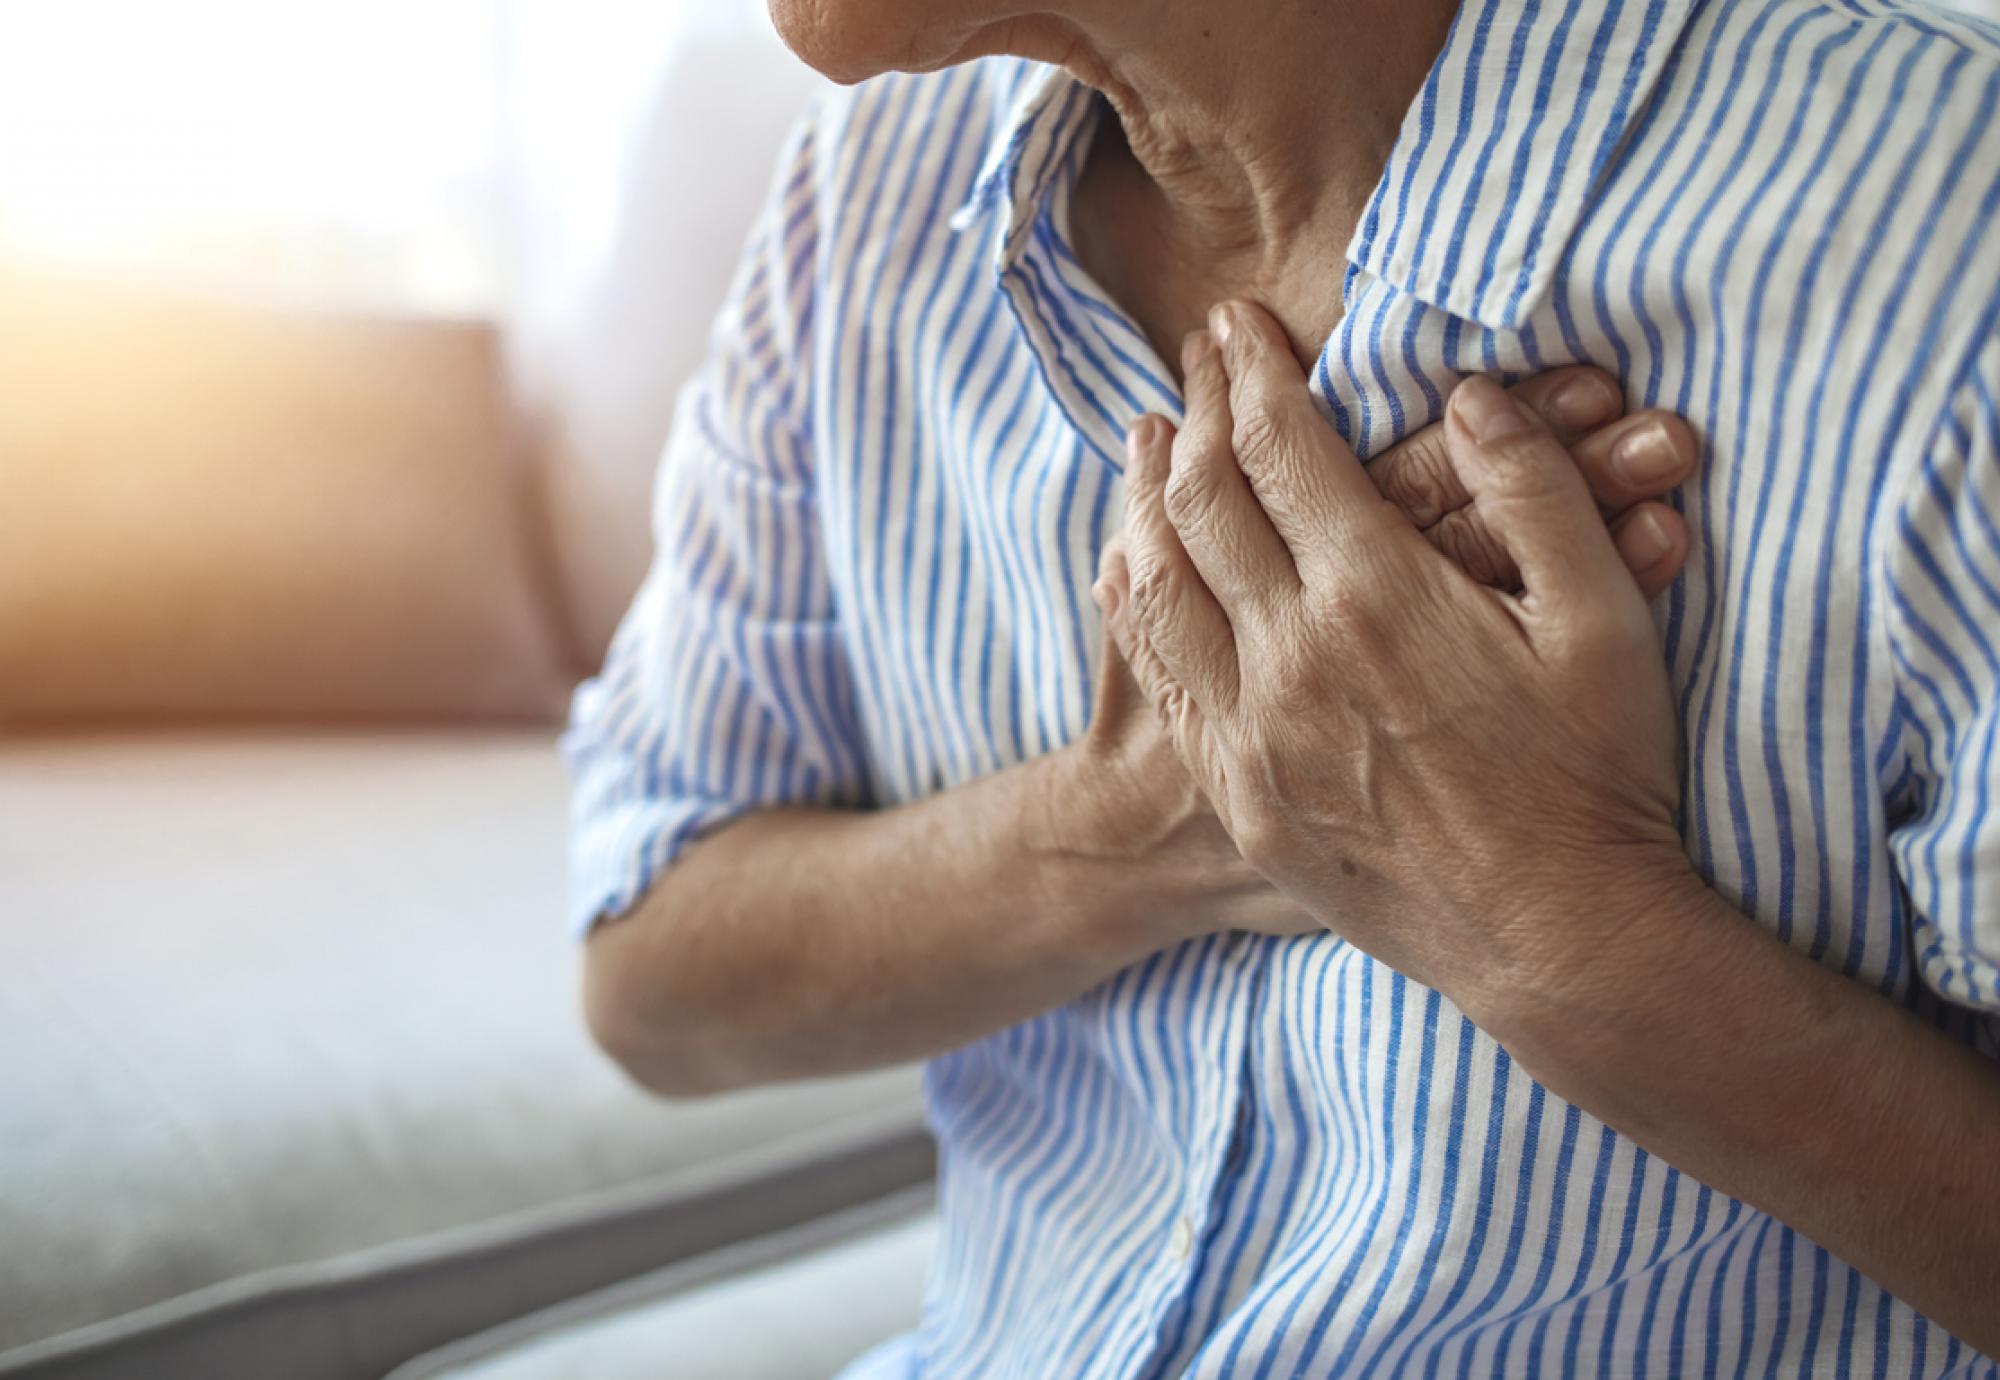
[0,5,937,1379]
[0,0,836,714]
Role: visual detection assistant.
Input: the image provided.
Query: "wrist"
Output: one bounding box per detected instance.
[1026,741,1229,958]
[1467,854,1721,1089]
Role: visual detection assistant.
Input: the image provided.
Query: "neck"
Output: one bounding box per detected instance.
[1002,0,1456,267]
[974,0,1457,366]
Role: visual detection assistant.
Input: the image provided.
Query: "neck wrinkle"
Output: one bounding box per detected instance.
[1055,0,1457,271]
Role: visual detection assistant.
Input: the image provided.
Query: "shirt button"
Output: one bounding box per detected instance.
[1167,1216,1195,1262]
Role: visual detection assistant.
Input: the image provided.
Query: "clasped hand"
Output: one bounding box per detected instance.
[1094,300,1699,1028]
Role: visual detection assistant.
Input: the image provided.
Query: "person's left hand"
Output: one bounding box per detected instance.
[1095,300,1697,1028]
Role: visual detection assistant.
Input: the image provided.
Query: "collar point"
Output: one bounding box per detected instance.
[1351,247,1549,337]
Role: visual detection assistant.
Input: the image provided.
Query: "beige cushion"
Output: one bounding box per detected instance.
[0,265,570,723]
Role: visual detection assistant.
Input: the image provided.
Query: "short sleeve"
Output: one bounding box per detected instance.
[1884,330,2000,1014]
[562,109,873,935]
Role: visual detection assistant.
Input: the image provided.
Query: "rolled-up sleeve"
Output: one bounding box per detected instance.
[563,111,872,935]
[1885,330,2000,1015]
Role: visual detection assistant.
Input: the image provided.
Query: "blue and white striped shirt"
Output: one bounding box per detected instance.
[567,0,2000,1370]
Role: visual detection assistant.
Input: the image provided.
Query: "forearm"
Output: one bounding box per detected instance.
[1490,875,2000,1354]
[582,749,1202,1095]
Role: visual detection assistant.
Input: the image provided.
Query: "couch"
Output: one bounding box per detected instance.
[0,8,938,1377]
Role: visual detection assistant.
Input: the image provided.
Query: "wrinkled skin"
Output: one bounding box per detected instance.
[1097,299,1693,1005]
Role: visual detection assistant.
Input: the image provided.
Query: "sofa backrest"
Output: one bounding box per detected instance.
[0,267,571,724]
[503,0,827,669]
[0,5,824,723]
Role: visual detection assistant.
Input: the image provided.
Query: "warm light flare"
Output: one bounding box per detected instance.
[0,0,508,311]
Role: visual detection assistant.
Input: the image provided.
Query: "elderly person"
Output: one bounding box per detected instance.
[567,0,2000,1370]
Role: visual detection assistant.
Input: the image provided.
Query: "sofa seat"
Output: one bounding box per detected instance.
[389,1192,936,1380]
[0,730,930,1380]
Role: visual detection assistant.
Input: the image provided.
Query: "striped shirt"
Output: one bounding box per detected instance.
[565,0,2000,1371]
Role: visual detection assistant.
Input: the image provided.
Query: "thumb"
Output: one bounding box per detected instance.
[1444,375,1643,617]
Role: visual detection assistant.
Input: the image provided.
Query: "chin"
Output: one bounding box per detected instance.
[767,0,907,84]
[766,0,998,85]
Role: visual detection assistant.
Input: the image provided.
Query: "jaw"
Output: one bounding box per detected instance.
[767,0,1101,85]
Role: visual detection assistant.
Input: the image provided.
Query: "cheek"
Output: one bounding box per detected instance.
[766,0,940,84]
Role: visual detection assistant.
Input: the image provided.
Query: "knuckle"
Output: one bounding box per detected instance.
[1374,439,1456,528]
[1162,460,1221,536]
[1427,510,1512,585]
[1127,553,1177,621]
[1483,434,1571,493]
[1316,580,1392,650]
[1231,397,1289,460]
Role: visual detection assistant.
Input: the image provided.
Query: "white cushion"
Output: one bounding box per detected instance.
[0,731,927,1379]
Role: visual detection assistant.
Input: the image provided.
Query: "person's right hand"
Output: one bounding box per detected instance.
[1064,618,1319,941]
[1061,358,1698,944]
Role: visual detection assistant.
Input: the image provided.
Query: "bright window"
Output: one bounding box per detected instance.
[0,0,510,314]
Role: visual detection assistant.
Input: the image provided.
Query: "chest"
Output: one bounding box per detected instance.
[813,214,1906,933]
[1330,268,1912,954]
[811,328,1121,796]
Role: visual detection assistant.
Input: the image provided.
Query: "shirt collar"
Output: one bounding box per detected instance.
[952,0,1697,329]
[1346,0,1699,332]
[950,62,1101,265]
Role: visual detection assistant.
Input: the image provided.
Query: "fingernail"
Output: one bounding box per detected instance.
[1618,508,1674,568]
[1096,576,1121,618]
[1453,375,1533,442]
[1612,419,1684,486]
[1209,303,1234,345]
[1548,373,1619,430]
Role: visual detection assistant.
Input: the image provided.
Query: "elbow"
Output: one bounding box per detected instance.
[580,917,759,1099]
